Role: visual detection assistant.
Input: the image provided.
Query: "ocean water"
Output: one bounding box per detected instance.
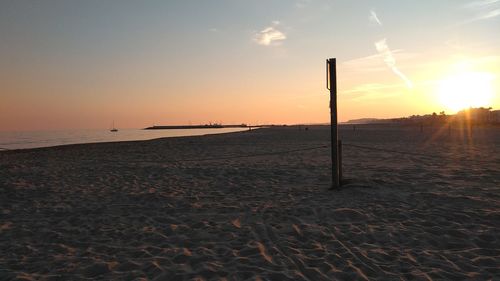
[0,128,249,150]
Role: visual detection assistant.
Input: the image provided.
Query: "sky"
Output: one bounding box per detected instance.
[1,0,499,130]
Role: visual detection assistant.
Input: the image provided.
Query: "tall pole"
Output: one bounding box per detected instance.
[327,58,339,188]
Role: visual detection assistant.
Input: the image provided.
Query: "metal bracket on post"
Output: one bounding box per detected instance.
[327,58,340,189]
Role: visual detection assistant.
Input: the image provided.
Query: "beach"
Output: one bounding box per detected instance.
[1,125,499,280]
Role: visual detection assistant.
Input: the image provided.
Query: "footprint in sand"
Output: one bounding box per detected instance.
[256,242,273,264]
[231,218,241,228]
[0,222,13,232]
[292,224,302,236]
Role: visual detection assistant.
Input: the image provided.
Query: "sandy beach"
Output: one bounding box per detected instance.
[1,125,499,280]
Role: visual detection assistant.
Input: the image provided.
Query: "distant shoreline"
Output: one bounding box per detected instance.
[0,127,250,151]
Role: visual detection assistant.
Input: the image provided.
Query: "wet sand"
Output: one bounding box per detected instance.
[1,125,499,280]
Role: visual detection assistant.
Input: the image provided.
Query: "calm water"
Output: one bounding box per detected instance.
[0,128,248,150]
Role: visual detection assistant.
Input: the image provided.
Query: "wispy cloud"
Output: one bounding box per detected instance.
[254,22,286,46]
[369,10,382,26]
[464,0,500,9]
[477,8,500,19]
[342,53,387,73]
[342,50,417,73]
[343,80,436,102]
[342,83,404,94]
[342,83,404,101]
[295,0,311,9]
[366,10,413,88]
[375,39,413,88]
[462,0,500,22]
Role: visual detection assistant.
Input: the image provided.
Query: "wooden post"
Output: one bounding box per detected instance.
[338,139,343,184]
[327,58,340,189]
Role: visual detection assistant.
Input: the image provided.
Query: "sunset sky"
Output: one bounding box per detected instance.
[1,0,499,131]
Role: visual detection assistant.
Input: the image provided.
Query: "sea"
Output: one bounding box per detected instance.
[0,128,249,150]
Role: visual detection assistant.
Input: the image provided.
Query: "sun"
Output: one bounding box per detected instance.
[437,71,494,112]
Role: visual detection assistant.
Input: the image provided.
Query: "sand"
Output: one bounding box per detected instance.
[1,125,499,280]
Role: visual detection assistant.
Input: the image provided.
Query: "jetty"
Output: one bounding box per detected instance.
[144,124,248,130]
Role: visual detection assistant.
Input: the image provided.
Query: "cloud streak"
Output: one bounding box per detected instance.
[463,0,500,22]
[464,0,500,9]
[369,10,382,26]
[295,0,311,9]
[254,22,286,46]
[476,8,500,19]
[342,83,404,102]
[342,83,403,94]
[375,39,413,88]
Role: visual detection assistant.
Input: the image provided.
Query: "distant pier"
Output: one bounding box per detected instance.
[144,124,249,130]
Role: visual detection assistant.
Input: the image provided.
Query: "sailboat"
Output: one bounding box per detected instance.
[110,121,118,132]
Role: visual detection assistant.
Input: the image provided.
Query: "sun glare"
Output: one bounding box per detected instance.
[437,72,494,112]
